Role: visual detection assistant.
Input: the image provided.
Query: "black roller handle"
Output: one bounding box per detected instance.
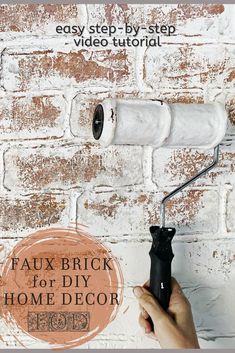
[149,226,176,310]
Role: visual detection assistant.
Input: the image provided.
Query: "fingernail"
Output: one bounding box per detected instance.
[133,286,144,298]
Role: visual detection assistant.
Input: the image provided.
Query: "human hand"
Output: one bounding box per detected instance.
[133,278,199,349]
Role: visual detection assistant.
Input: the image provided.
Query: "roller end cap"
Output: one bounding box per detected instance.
[93,104,104,140]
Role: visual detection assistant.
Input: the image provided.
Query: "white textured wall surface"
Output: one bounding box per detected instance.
[0,4,235,349]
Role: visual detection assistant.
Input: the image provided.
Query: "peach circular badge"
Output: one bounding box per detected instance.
[0,227,123,349]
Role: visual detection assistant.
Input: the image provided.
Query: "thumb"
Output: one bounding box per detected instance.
[133,286,169,326]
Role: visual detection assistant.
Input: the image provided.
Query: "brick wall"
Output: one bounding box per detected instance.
[0,4,235,348]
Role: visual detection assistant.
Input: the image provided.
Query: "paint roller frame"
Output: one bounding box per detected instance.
[92,101,224,311]
[160,145,220,228]
[148,144,219,310]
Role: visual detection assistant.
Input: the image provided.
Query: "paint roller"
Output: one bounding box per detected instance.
[92,99,228,310]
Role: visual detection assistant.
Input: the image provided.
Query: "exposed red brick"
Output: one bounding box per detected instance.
[0,95,64,139]
[165,150,212,182]
[136,194,148,203]
[104,4,129,25]
[204,4,224,14]
[144,44,226,89]
[161,91,204,104]
[146,190,205,226]
[0,4,79,32]
[0,194,67,231]
[227,70,235,83]
[90,4,225,28]
[5,49,130,91]
[166,190,204,225]
[168,4,224,23]
[84,194,128,218]
[77,189,218,235]
[153,148,235,188]
[30,96,59,126]
[15,149,102,187]
[226,97,235,125]
[222,152,235,173]
[4,145,143,191]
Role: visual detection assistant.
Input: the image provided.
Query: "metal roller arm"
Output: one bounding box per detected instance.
[160,145,220,228]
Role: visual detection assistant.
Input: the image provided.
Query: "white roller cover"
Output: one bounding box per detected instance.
[99,99,172,147]
[166,103,227,149]
[97,99,227,149]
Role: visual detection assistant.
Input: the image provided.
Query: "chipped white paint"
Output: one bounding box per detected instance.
[0,94,66,140]
[4,144,143,191]
[76,189,220,237]
[144,44,227,90]
[1,46,136,92]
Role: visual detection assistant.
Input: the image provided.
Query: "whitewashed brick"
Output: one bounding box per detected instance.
[76,189,219,236]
